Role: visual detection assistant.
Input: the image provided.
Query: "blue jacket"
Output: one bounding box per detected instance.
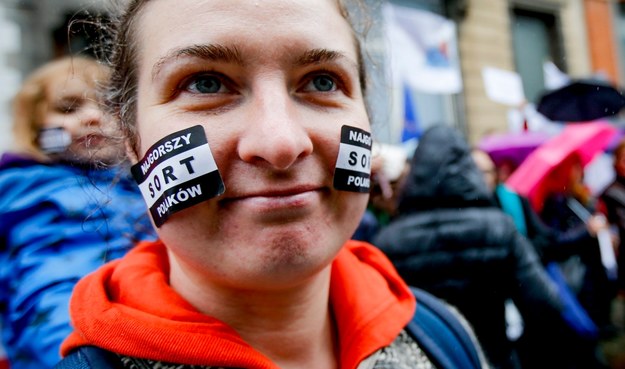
[0,153,155,369]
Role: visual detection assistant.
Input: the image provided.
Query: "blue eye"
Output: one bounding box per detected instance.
[311,75,336,92]
[188,75,224,93]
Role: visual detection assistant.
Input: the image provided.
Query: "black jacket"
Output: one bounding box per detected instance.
[373,126,565,369]
[601,176,625,288]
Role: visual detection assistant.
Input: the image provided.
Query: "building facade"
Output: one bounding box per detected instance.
[387,0,623,144]
[0,0,622,152]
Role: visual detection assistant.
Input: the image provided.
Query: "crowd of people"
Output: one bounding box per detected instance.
[359,124,625,368]
[0,0,624,368]
[372,126,602,369]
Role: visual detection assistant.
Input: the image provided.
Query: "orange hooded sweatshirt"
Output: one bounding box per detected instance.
[61,240,416,369]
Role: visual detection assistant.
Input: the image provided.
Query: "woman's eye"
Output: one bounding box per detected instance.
[186,74,226,94]
[305,75,337,92]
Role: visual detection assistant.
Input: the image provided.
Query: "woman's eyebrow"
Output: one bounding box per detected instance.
[151,46,357,80]
[293,48,355,68]
[152,44,245,80]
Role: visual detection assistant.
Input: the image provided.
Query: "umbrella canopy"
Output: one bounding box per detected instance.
[477,131,551,168]
[505,121,618,211]
[536,79,625,122]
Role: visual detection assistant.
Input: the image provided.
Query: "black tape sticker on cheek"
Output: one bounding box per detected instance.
[130,125,225,227]
[333,125,372,193]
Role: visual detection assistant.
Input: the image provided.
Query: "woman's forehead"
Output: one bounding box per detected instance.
[134,0,357,65]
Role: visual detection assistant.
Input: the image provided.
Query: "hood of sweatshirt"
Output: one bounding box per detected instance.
[398,125,495,213]
[61,240,415,369]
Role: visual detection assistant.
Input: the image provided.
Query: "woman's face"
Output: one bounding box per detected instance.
[133,0,370,289]
[41,70,121,164]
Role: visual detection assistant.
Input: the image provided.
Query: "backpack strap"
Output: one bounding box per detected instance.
[406,287,483,369]
[54,346,122,369]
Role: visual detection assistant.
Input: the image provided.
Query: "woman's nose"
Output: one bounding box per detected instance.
[237,92,313,170]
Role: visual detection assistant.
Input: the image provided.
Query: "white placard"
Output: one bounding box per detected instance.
[482,67,525,106]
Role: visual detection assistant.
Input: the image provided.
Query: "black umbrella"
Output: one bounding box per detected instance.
[536,79,625,122]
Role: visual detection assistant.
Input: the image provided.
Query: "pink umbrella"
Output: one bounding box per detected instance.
[478,131,551,167]
[505,121,618,211]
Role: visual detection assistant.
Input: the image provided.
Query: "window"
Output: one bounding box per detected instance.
[511,8,565,103]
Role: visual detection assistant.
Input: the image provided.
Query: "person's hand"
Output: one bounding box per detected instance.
[369,148,393,200]
[586,214,608,237]
[370,154,384,175]
[611,231,620,254]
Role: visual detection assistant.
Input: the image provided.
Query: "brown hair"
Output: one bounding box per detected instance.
[103,0,370,153]
[12,56,108,160]
[613,138,625,165]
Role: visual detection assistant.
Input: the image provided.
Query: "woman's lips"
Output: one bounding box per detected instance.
[220,187,323,219]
